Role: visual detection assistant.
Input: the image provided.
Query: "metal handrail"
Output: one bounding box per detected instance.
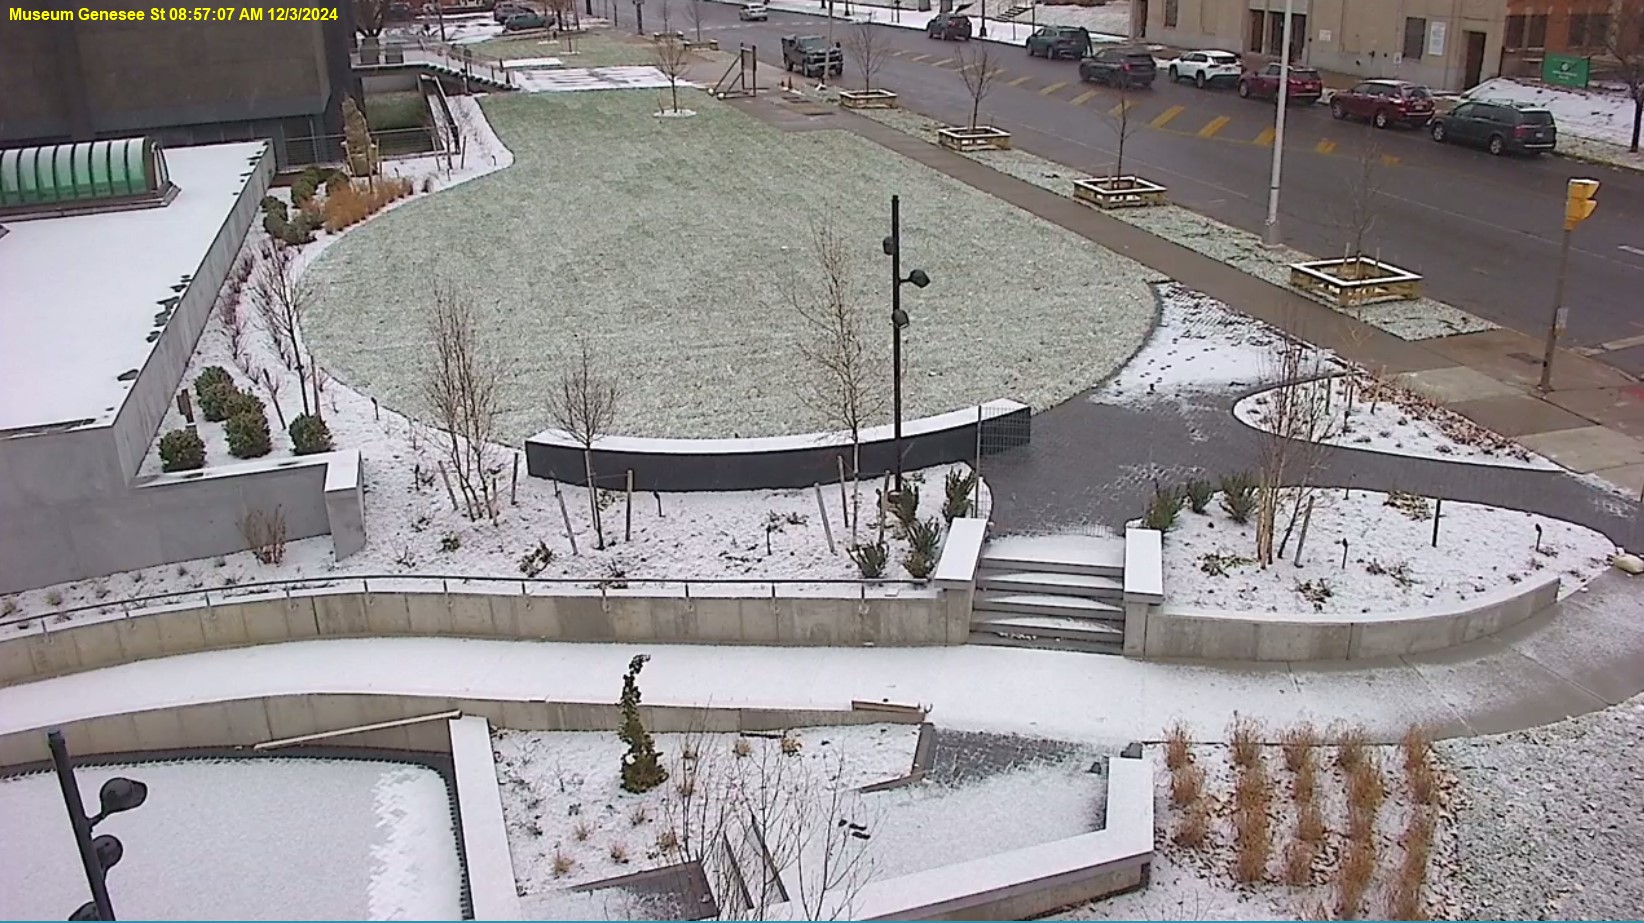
[0,573,929,633]
[352,36,518,88]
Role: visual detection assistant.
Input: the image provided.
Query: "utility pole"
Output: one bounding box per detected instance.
[1261,0,1295,248]
[1538,178,1600,392]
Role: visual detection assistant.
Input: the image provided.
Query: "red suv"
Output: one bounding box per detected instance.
[1330,79,1435,128]
[1237,63,1323,105]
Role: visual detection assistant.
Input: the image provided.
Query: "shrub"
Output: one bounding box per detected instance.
[260,195,289,221]
[288,413,334,455]
[1335,724,1369,772]
[1228,713,1263,769]
[1297,800,1327,843]
[1173,802,1210,850]
[1219,470,1259,523]
[942,468,977,522]
[221,388,265,422]
[158,428,206,472]
[903,548,935,580]
[519,540,554,577]
[889,484,920,535]
[617,655,668,794]
[1184,477,1214,513]
[1232,800,1272,884]
[1283,838,1316,887]
[194,365,233,405]
[198,382,240,422]
[1281,722,1320,772]
[1163,721,1191,771]
[1336,839,1377,919]
[225,407,272,459]
[550,848,574,877]
[849,541,888,578]
[1168,762,1204,808]
[905,516,942,558]
[1142,482,1186,531]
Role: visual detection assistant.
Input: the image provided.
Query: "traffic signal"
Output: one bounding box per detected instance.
[1564,178,1599,230]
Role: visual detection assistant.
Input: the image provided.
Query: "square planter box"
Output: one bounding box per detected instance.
[1071,175,1167,209]
[937,126,1012,151]
[839,88,899,109]
[1289,256,1423,308]
[683,38,719,50]
[650,30,685,41]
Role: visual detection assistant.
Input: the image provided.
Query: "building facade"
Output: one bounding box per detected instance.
[1138,0,1510,91]
[1501,0,1628,75]
[0,0,356,161]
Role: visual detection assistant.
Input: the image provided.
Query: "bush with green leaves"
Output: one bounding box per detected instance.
[221,389,265,421]
[848,541,888,578]
[290,166,340,207]
[1184,478,1214,514]
[1219,471,1259,523]
[1142,482,1186,532]
[158,428,206,472]
[260,196,289,222]
[905,516,942,559]
[904,548,935,579]
[225,405,272,459]
[943,468,977,522]
[617,655,668,794]
[196,379,239,422]
[194,365,233,404]
[889,484,920,536]
[288,413,334,455]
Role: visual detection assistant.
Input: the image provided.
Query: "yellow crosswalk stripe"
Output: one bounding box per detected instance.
[1039,80,1069,96]
[1070,89,1099,106]
[1008,74,1033,87]
[932,57,955,68]
[1149,104,1185,129]
[1107,99,1135,117]
[1254,127,1276,146]
[1197,115,1231,138]
[1315,139,1337,154]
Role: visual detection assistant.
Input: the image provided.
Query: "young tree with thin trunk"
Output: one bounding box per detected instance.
[546,340,620,550]
[422,283,508,523]
[250,239,315,417]
[1100,81,1143,179]
[1606,0,1644,153]
[1254,336,1342,568]
[783,213,883,540]
[651,32,691,113]
[1337,138,1385,264]
[956,41,1001,129]
[686,0,705,43]
[659,0,673,35]
[844,20,889,92]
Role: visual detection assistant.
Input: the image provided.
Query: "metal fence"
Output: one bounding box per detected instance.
[972,404,1030,525]
[281,127,445,168]
[352,37,518,89]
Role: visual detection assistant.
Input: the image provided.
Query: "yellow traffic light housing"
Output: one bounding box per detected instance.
[1564,178,1599,230]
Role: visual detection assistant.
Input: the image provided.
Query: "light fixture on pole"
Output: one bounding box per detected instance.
[49,729,148,922]
[882,195,931,496]
[1537,177,1600,393]
[1261,0,1296,249]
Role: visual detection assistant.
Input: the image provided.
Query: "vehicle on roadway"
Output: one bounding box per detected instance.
[781,34,844,78]
[1025,25,1092,59]
[738,2,768,20]
[1237,62,1323,105]
[1330,79,1436,128]
[502,10,545,30]
[492,0,527,21]
[1164,49,1242,88]
[1078,46,1157,88]
[1429,100,1557,156]
[925,12,972,40]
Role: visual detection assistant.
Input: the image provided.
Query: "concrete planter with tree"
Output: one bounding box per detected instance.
[1070,82,1166,208]
[937,43,1011,150]
[839,21,898,109]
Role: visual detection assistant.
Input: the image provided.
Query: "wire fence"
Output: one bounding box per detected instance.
[282,127,448,167]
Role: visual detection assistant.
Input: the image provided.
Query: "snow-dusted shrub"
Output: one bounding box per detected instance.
[225,405,272,459]
[158,428,206,472]
[288,413,334,455]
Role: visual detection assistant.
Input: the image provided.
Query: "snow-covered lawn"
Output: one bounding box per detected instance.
[1024,1,1132,38]
[1234,375,1560,471]
[1163,488,1614,615]
[301,88,1153,441]
[0,758,461,920]
[1468,76,1643,150]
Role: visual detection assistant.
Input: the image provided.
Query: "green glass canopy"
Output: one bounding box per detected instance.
[0,137,171,208]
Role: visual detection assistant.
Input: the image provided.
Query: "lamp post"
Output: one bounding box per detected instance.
[882,195,931,496]
[1261,0,1296,248]
[49,729,148,921]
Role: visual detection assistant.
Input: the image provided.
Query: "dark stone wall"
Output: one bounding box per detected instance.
[525,406,1033,493]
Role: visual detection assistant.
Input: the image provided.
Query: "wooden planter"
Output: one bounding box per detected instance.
[839,88,899,109]
[683,38,719,50]
[1071,175,1167,209]
[936,126,1012,151]
[1289,257,1423,308]
[650,30,685,41]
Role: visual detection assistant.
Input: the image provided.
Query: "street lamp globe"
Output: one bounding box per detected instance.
[892,307,910,329]
[906,269,930,288]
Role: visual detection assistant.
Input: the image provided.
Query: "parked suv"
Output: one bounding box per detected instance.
[925,12,972,40]
[1331,79,1435,128]
[780,34,844,78]
[1429,100,1557,156]
[1026,25,1092,59]
[1164,49,1242,88]
[737,2,767,19]
[1237,62,1323,105]
[1077,47,1158,88]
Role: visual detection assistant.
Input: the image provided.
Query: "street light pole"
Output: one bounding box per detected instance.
[890,194,905,494]
[50,731,115,922]
[1261,0,1295,248]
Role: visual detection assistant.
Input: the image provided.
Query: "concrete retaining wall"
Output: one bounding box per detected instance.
[447,715,522,921]
[0,582,969,686]
[1140,574,1562,662]
[525,400,1030,492]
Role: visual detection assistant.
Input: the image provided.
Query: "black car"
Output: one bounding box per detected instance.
[1078,46,1157,88]
[1025,25,1091,59]
[925,12,972,40]
[1430,100,1557,156]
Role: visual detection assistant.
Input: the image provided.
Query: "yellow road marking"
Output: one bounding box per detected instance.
[1039,80,1069,96]
[1196,115,1231,138]
[1253,127,1276,146]
[1008,74,1033,87]
[1315,139,1337,154]
[931,57,955,68]
[1381,153,1401,166]
[909,53,932,62]
[1070,89,1099,106]
[1149,104,1185,129]
[1107,99,1135,117]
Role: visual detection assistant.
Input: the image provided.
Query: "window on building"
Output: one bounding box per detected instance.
[1403,16,1426,58]
[1569,13,1610,49]
[1249,9,1264,51]
[1164,0,1178,29]
[1527,13,1548,47]
[1505,14,1525,48]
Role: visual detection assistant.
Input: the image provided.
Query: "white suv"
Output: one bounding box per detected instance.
[738,2,768,19]
[1166,50,1243,89]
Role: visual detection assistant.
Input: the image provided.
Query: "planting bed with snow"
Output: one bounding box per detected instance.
[301,87,1154,442]
[1163,488,1614,615]
[0,757,461,920]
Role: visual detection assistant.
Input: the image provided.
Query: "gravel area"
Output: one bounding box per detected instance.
[303,89,1153,441]
[1438,694,1644,921]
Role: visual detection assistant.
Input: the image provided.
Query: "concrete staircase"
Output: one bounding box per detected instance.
[998,3,1033,20]
[971,535,1128,655]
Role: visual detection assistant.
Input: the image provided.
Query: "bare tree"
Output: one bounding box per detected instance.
[1336,139,1386,263]
[686,0,705,43]
[955,41,1002,129]
[659,0,673,34]
[783,214,882,539]
[1254,337,1342,568]
[250,239,315,417]
[844,20,890,93]
[1100,81,1144,179]
[422,283,507,523]
[545,0,574,29]
[545,339,620,550]
[1606,0,1644,153]
[651,33,692,114]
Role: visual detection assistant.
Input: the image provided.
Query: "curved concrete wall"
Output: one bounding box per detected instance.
[1135,574,1561,662]
[524,399,1031,492]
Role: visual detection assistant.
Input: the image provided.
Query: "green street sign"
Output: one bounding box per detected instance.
[1543,53,1590,88]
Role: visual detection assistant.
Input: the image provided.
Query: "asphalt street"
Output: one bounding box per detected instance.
[638,4,1644,374]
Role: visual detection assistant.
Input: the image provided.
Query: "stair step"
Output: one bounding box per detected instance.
[980,534,1126,578]
[974,592,1124,619]
[977,570,1124,599]
[973,613,1125,639]
[969,629,1124,656]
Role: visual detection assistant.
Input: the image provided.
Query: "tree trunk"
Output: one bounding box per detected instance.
[1632,91,1642,153]
[670,78,680,113]
[970,96,981,129]
[850,438,862,542]
[584,447,605,549]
